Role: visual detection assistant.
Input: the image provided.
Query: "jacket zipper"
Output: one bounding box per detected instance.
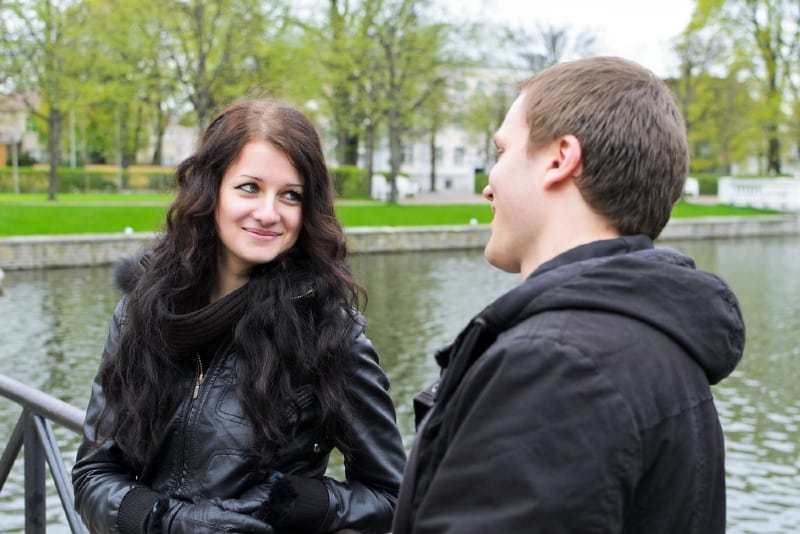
[174,343,228,494]
[192,355,204,400]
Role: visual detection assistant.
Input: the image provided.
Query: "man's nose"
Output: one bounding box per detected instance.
[482,183,494,202]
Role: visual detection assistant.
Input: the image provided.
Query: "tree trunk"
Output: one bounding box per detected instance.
[151,102,166,166]
[766,130,780,175]
[343,133,359,166]
[387,108,401,204]
[47,108,62,201]
[428,126,437,192]
[120,112,131,170]
[195,88,212,133]
[336,127,348,166]
[126,104,144,169]
[365,122,376,198]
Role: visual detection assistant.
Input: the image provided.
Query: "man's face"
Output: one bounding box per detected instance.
[482,93,554,276]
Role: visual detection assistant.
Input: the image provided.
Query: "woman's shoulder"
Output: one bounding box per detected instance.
[113,252,151,293]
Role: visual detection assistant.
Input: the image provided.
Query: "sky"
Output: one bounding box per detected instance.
[484,0,696,78]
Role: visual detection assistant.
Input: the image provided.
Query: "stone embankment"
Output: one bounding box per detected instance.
[1,214,798,270]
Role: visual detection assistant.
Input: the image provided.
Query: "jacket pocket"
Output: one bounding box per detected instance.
[202,448,262,497]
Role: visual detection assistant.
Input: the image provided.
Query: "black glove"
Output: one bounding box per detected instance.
[233,471,298,525]
[147,496,274,534]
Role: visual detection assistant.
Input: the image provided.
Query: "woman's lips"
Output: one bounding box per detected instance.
[245,227,280,239]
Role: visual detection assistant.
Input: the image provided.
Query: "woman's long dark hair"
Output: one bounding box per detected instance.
[96,98,364,466]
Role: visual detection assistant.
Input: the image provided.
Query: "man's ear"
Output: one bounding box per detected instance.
[542,134,582,189]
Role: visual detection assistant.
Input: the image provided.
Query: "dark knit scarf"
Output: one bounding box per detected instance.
[161,282,249,357]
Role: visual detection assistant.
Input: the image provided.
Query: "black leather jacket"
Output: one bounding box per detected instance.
[72,296,406,533]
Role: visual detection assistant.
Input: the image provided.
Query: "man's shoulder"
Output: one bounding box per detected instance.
[473,313,595,379]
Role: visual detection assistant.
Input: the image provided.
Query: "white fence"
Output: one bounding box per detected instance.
[684,177,700,197]
[370,174,422,200]
[718,177,800,212]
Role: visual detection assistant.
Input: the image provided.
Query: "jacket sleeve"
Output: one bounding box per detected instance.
[407,335,640,534]
[282,319,407,534]
[72,297,162,534]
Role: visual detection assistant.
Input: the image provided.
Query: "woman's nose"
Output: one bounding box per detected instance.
[253,197,280,224]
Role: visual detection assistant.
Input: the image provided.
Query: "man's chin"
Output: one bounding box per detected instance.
[483,245,519,274]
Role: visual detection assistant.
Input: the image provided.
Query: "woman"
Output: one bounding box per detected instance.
[72,98,407,534]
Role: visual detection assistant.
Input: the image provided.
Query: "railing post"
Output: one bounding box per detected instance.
[33,414,89,533]
[23,410,46,534]
[0,416,24,491]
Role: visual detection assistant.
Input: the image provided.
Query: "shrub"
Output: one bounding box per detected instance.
[330,165,370,199]
[690,173,724,196]
[0,166,175,193]
[4,150,38,166]
[474,170,488,195]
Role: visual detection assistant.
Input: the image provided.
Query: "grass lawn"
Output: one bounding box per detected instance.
[669,202,778,218]
[0,193,782,237]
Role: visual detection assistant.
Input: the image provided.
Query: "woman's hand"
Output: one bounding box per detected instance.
[148,496,274,534]
[235,471,297,524]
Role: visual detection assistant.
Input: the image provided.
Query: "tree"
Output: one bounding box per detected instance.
[305,0,456,202]
[667,24,759,173]
[691,0,800,174]
[1,0,93,200]
[161,0,290,132]
[496,21,597,72]
[420,80,450,192]
[307,0,369,167]
[460,73,518,175]
[368,0,455,203]
[455,20,597,178]
[87,0,180,166]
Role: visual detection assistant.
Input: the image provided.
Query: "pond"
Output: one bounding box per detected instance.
[1,236,798,533]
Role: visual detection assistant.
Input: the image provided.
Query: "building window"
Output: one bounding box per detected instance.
[402,145,414,165]
[454,147,465,165]
[435,146,444,161]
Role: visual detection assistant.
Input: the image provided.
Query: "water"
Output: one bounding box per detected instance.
[1,237,798,533]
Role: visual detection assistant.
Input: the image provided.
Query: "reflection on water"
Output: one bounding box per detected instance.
[1,237,798,532]
[349,250,518,447]
[671,238,800,533]
[0,266,119,532]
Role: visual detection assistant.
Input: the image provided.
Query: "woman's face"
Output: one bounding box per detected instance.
[215,140,304,282]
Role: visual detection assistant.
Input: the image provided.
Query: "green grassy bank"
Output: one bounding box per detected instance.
[0,193,780,237]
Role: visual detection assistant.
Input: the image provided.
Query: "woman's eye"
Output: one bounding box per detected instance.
[284,190,303,202]
[237,183,259,194]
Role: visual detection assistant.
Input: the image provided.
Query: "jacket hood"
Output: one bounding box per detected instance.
[481,237,744,385]
[113,254,148,294]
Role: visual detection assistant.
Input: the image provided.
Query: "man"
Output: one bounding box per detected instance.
[393,57,744,533]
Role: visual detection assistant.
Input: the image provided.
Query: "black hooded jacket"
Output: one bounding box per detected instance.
[393,235,745,534]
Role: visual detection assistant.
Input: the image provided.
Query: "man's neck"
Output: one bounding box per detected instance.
[520,203,620,280]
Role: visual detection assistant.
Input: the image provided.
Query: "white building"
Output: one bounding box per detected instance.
[0,94,44,166]
[134,115,197,166]
[367,124,488,195]
[363,67,524,196]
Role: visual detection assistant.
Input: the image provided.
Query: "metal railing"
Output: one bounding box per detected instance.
[0,373,88,533]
